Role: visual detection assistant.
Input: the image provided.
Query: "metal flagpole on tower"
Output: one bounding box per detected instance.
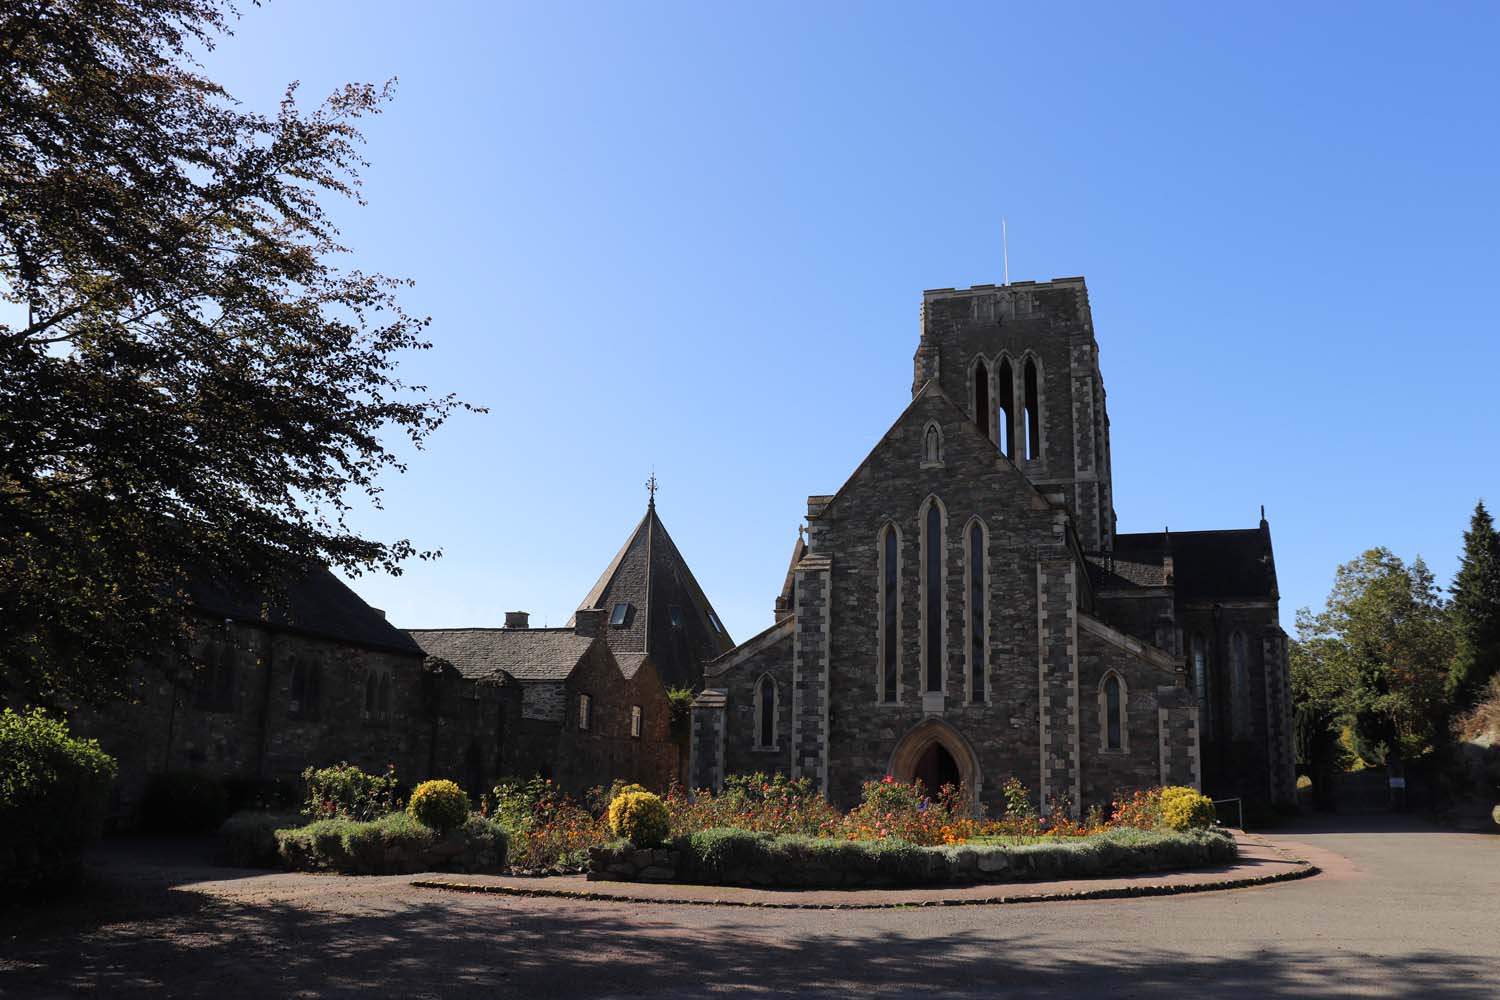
[1002,217,1009,285]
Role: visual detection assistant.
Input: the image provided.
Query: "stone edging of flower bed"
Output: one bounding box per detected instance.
[410,842,1319,910]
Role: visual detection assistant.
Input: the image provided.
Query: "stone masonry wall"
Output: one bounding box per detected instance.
[815,386,1073,813]
[73,616,517,823]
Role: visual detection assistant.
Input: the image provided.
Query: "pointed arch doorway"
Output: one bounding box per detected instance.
[887,719,982,799]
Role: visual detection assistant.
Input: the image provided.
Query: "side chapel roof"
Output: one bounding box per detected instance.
[1103,526,1279,601]
[405,627,593,682]
[188,565,423,656]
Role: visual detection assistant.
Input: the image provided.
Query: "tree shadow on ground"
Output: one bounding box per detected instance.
[2,874,1497,999]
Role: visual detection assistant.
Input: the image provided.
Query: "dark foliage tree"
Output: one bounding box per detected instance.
[1447,500,1500,708]
[1292,549,1454,766]
[0,2,477,706]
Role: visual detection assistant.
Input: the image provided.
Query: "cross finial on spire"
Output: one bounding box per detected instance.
[646,471,657,507]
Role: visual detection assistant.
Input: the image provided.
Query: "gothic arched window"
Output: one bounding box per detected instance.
[879,523,900,703]
[966,518,987,703]
[1230,630,1251,740]
[1024,357,1041,461]
[972,359,990,438]
[1192,633,1213,740]
[756,675,777,748]
[997,357,1015,459]
[921,498,945,693]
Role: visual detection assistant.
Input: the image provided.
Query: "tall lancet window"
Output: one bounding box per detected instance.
[972,360,990,438]
[879,524,899,703]
[756,675,776,748]
[997,357,1015,459]
[967,519,987,702]
[922,499,945,693]
[1103,673,1124,751]
[1024,357,1041,460]
[1192,633,1213,740]
[1230,630,1251,740]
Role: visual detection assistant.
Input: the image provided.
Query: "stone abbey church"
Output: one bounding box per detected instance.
[688,276,1297,815]
[75,273,1294,822]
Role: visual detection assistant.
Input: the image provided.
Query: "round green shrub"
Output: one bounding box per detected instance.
[407,779,469,832]
[0,708,117,879]
[142,769,230,834]
[608,790,670,847]
[1159,785,1216,830]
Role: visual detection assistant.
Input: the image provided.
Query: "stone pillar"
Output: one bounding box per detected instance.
[688,689,727,793]
[1069,343,1101,551]
[1036,558,1081,815]
[1262,628,1297,805]
[791,499,833,796]
[1157,686,1201,789]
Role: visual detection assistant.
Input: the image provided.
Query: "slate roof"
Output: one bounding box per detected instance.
[188,565,423,656]
[571,501,735,689]
[405,628,592,682]
[1107,527,1279,601]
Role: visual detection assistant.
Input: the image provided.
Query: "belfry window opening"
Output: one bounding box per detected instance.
[997,358,1015,459]
[972,360,990,438]
[1024,357,1040,461]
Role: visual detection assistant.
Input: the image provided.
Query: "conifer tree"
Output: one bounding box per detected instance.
[1448,500,1500,707]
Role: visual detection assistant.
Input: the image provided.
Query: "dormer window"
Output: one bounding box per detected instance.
[609,602,630,627]
[669,605,685,628]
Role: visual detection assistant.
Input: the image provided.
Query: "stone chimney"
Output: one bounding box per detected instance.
[504,611,530,630]
[574,607,606,639]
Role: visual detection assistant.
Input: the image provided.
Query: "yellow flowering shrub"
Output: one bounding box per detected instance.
[1159,785,1216,830]
[407,779,469,832]
[608,790,670,847]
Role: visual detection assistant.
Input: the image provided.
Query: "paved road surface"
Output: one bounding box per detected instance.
[1,814,1496,998]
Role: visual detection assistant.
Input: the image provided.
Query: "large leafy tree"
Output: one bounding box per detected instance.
[1447,500,1500,708]
[1,2,476,706]
[1293,549,1455,765]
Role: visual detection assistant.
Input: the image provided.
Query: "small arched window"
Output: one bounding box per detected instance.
[878,523,900,703]
[921,498,945,693]
[997,357,1015,459]
[972,359,990,438]
[377,672,392,721]
[1230,630,1251,740]
[364,671,379,718]
[966,519,987,703]
[1101,672,1126,751]
[1024,357,1041,461]
[756,675,777,748]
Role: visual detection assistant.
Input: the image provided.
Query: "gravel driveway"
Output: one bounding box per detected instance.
[1,814,1496,998]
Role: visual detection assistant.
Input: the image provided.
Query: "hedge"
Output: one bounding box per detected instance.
[0,708,117,889]
[218,811,302,868]
[595,826,1237,888]
[274,813,508,875]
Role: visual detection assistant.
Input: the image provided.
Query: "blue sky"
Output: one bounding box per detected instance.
[205,1,1499,641]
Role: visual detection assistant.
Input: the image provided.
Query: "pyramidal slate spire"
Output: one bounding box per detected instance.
[571,498,734,689]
